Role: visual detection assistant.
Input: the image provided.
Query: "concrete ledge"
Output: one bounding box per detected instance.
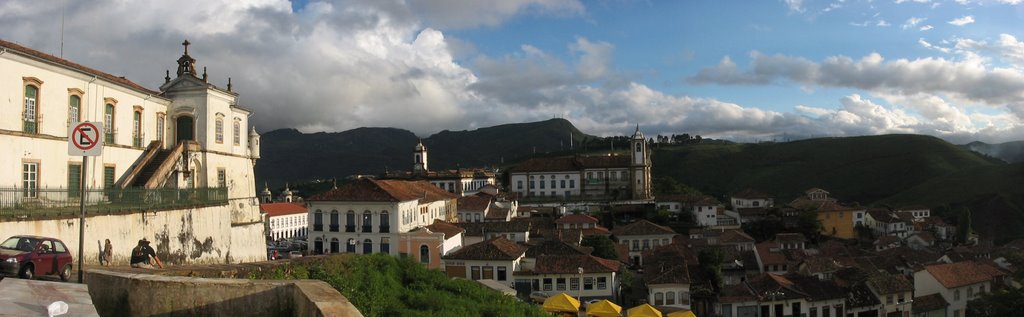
[85,269,362,317]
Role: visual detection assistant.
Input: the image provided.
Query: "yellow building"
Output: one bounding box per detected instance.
[789,188,866,240]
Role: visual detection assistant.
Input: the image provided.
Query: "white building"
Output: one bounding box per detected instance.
[524,254,622,301]
[913,261,1005,317]
[0,38,264,264]
[508,126,652,201]
[261,202,308,241]
[442,236,527,288]
[385,141,496,197]
[730,189,774,209]
[612,220,677,266]
[305,178,458,257]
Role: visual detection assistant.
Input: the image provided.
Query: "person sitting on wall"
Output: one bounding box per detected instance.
[130,238,164,269]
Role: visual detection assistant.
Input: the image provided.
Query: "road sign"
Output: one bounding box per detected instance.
[68,121,103,156]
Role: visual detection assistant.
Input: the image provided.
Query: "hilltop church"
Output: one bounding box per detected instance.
[0,39,266,263]
[507,126,653,201]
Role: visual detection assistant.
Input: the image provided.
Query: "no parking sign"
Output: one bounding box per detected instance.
[68,121,103,156]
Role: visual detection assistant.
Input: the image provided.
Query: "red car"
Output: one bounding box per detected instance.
[0,235,74,281]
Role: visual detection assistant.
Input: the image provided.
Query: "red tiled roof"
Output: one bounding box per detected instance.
[426,220,465,240]
[308,178,457,202]
[443,237,527,261]
[611,220,676,236]
[260,202,308,217]
[924,261,1005,289]
[510,157,579,173]
[0,39,162,96]
[534,255,622,274]
[731,189,773,199]
[756,241,787,265]
[555,214,599,224]
[912,294,949,313]
[458,195,491,212]
[719,229,755,243]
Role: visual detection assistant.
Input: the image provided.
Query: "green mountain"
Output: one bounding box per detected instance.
[255,118,591,187]
[652,134,1022,241]
[963,140,1024,163]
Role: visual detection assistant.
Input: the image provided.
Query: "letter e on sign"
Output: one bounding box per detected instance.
[69,121,104,156]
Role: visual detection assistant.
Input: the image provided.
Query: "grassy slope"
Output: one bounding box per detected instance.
[653,134,1001,204]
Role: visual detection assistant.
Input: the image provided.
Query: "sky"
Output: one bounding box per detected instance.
[1,0,1023,143]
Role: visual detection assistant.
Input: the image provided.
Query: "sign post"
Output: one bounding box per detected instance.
[69,121,102,284]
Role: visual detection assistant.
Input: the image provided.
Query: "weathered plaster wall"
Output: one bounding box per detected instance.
[0,204,265,265]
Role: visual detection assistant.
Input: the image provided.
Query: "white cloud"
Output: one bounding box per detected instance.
[919,38,951,53]
[998,0,1022,4]
[954,34,1024,68]
[920,25,934,31]
[784,0,805,13]
[688,52,1024,124]
[948,15,975,26]
[902,17,925,29]
[877,19,891,27]
[895,0,931,3]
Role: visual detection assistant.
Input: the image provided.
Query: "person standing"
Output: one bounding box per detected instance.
[102,239,113,266]
[130,238,164,269]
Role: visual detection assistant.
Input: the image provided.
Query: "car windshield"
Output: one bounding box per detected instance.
[0,237,38,252]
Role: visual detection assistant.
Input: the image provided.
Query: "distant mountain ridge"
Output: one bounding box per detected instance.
[255,118,591,187]
[962,140,1024,163]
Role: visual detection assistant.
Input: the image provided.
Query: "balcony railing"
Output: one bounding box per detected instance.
[0,186,228,218]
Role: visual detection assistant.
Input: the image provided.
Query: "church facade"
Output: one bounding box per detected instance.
[383,140,497,197]
[0,39,265,263]
[508,126,652,201]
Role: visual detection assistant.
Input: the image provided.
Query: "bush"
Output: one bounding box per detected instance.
[253,254,548,317]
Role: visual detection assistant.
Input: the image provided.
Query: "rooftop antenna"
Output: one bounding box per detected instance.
[60,0,65,58]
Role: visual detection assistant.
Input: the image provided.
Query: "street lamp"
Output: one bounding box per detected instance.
[577,267,584,303]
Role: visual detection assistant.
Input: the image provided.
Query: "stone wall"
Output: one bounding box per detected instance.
[85,268,361,317]
[0,204,266,265]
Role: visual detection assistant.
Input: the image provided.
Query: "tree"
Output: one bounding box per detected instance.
[581,235,619,260]
[967,287,1024,316]
[741,217,785,242]
[957,207,974,244]
[692,248,724,317]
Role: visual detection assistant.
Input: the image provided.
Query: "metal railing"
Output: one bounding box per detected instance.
[0,186,228,218]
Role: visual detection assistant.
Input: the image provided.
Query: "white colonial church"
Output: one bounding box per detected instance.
[0,39,267,264]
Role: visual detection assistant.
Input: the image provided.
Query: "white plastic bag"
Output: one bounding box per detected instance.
[48,301,69,317]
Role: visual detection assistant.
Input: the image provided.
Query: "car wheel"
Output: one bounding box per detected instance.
[60,264,72,282]
[19,264,33,279]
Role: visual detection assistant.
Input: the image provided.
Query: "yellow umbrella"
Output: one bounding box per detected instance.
[626,303,662,317]
[586,299,622,317]
[543,293,581,313]
[666,310,696,317]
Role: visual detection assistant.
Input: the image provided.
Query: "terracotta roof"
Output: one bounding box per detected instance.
[510,157,579,173]
[783,274,847,301]
[756,241,787,265]
[611,220,676,236]
[555,214,599,224]
[800,257,844,274]
[866,272,913,294]
[805,188,830,195]
[454,221,531,236]
[575,155,632,169]
[458,195,491,212]
[867,208,902,223]
[426,220,465,240]
[924,261,1005,289]
[774,233,806,244]
[731,189,773,199]
[485,206,510,220]
[525,240,592,258]
[912,294,949,313]
[0,38,162,96]
[719,230,755,244]
[308,178,457,202]
[644,243,691,285]
[875,235,902,246]
[534,254,623,274]
[260,202,307,217]
[742,273,808,301]
[443,237,527,261]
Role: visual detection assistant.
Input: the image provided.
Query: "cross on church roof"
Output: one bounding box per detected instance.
[182,40,191,55]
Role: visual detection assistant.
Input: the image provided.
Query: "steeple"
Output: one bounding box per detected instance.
[413,139,428,174]
[176,40,197,77]
[282,183,293,202]
[260,182,272,203]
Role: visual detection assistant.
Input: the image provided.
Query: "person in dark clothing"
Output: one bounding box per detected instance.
[130,238,164,269]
